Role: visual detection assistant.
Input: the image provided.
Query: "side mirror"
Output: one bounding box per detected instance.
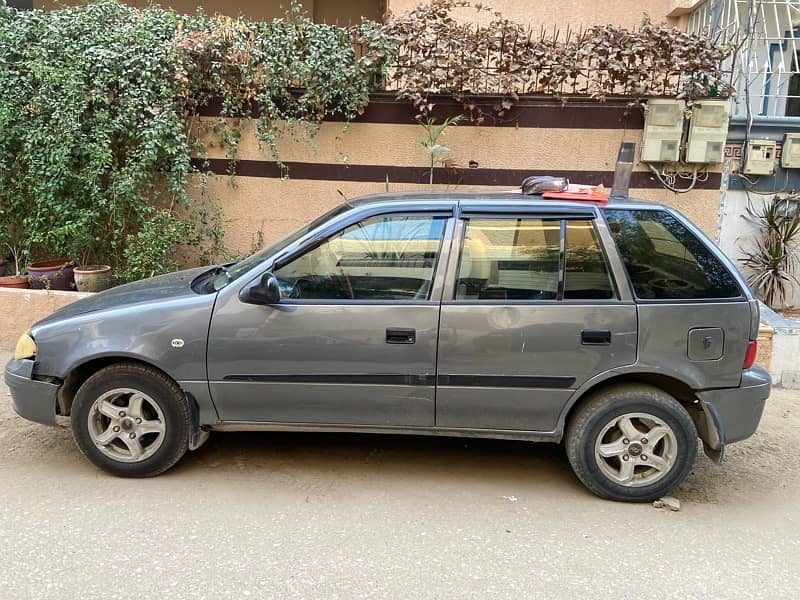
[240,272,281,305]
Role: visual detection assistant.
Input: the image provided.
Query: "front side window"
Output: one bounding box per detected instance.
[274,214,446,301]
[603,208,740,299]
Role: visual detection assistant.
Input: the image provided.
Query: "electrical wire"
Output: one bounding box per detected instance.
[677,168,710,182]
[736,168,792,195]
[648,163,700,193]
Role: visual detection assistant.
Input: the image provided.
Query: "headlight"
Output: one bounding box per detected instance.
[14,332,36,360]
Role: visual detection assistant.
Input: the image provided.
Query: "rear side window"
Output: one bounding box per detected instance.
[603,209,740,299]
[454,217,614,301]
[456,217,560,300]
[564,220,614,300]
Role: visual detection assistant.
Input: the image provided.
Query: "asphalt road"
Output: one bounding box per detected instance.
[1,348,799,600]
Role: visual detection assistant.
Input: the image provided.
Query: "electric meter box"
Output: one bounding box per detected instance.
[782,133,800,168]
[743,139,777,175]
[685,100,731,164]
[641,99,685,163]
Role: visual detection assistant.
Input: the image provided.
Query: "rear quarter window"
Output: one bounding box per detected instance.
[603,208,741,300]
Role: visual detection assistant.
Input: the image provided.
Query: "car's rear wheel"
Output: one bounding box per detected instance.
[565,384,698,502]
[71,363,190,477]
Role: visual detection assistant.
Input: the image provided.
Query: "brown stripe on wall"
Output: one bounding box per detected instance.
[196,93,645,129]
[195,158,722,190]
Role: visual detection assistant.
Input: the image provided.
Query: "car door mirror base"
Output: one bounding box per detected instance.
[240,272,281,305]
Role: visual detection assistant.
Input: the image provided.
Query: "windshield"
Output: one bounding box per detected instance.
[202,203,351,292]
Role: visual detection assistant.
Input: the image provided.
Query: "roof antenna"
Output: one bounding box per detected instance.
[610,142,635,199]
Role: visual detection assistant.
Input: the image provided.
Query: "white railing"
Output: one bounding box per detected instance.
[689,0,800,118]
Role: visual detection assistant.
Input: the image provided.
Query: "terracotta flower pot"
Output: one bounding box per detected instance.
[28,259,75,291]
[0,275,30,289]
[74,264,113,293]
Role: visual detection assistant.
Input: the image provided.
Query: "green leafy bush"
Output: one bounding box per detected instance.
[0,0,389,281]
[0,1,200,278]
[175,4,393,168]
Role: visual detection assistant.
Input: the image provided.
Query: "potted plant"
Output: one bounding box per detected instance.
[27,258,76,291]
[0,219,30,289]
[0,257,29,288]
[68,228,114,293]
[74,265,112,292]
[25,209,89,291]
[74,246,113,293]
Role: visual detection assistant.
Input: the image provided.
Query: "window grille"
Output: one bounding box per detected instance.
[689,0,800,118]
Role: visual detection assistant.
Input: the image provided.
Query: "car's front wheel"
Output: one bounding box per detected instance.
[71,363,190,477]
[565,384,698,502]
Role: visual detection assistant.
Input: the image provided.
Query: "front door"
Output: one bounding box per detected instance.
[436,213,638,432]
[207,211,452,426]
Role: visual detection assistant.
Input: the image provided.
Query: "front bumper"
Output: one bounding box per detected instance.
[696,365,771,460]
[4,358,61,426]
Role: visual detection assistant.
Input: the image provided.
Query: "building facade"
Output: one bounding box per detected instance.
[11,0,800,307]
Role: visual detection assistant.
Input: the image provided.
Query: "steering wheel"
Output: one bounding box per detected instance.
[277,277,303,299]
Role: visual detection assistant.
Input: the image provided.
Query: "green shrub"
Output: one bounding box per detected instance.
[0,0,389,280]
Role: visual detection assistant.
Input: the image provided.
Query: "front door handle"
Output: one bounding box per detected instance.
[386,328,416,344]
[581,329,611,345]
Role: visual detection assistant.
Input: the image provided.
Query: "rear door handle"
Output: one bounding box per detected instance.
[386,328,416,344]
[581,329,611,345]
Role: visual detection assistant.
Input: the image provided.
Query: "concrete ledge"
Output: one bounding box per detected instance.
[757,323,773,370]
[0,287,92,349]
[760,303,800,389]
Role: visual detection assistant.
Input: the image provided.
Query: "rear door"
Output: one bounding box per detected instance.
[435,208,638,432]
[603,207,751,388]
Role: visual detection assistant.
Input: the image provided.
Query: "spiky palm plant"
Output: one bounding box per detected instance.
[742,196,800,308]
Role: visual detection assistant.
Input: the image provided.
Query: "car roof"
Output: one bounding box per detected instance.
[345,190,661,211]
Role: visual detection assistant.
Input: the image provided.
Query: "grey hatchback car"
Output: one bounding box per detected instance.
[6,190,770,501]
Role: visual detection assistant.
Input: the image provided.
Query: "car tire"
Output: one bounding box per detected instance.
[71,363,190,477]
[565,384,698,502]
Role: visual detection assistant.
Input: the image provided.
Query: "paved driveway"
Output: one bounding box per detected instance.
[1,349,799,599]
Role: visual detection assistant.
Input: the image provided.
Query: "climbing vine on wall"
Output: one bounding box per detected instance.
[175,4,394,165]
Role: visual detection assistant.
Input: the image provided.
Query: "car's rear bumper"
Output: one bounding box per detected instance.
[696,365,771,459]
[4,358,60,426]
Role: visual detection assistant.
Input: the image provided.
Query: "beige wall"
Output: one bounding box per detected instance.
[208,174,720,257]
[196,117,721,255]
[200,120,648,171]
[35,0,697,27]
[314,0,384,24]
[0,288,90,349]
[387,0,697,29]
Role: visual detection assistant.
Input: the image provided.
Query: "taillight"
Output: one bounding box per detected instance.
[743,340,757,369]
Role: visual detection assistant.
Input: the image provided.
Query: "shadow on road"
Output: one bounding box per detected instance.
[169,430,586,495]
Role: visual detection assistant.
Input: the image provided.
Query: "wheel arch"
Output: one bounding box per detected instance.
[557,371,716,452]
[57,355,180,417]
